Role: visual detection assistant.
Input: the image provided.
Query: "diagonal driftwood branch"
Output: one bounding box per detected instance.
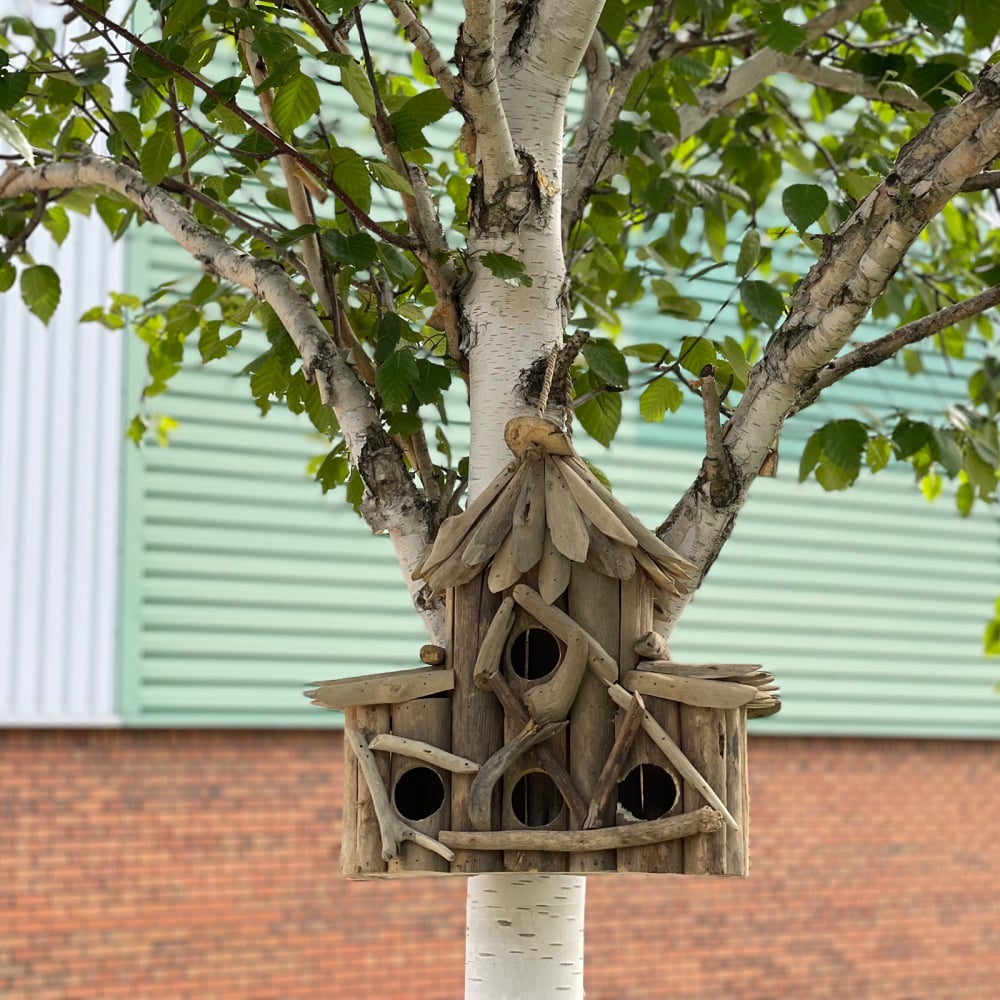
[655,57,1000,635]
[347,726,455,862]
[796,283,1000,410]
[0,154,444,641]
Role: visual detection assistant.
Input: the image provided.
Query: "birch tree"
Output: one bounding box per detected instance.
[3,0,1000,995]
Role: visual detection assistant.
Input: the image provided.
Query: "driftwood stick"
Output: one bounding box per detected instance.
[473,595,516,690]
[419,644,447,665]
[634,630,671,660]
[606,683,739,831]
[583,691,646,830]
[489,673,588,825]
[468,719,568,831]
[624,670,758,709]
[439,806,722,852]
[512,584,617,684]
[346,726,455,862]
[637,660,764,679]
[369,733,480,774]
[308,667,454,710]
[523,629,589,724]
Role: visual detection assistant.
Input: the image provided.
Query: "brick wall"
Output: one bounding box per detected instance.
[2,729,998,999]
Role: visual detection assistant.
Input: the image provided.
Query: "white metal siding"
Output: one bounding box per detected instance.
[0,220,125,725]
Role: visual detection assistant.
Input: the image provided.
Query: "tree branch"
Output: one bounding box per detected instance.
[563,1,670,243]
[671,0,870,150]
[654,57,1000,632]
[962,169,1000,192]
[0,154,445,641]
[382,0,457,102]
[775,55,932,113]
[796,283,1000,409]
[457,0,520,200]
[64,0,418,250]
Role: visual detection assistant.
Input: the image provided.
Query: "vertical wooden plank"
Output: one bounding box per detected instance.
[388,698,452,875]
[339,708,360,877]
[681,706,727,875]
[617,575,682,873]
[724,707,749,876]
[503,604,568,872]
[353,703,391,876]
[450,579,504,873]
[567,563,619,873]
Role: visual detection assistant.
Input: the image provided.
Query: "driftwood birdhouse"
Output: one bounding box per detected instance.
[310,417,780,878]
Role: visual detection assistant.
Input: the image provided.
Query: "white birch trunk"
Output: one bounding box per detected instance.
[461,3,602,994]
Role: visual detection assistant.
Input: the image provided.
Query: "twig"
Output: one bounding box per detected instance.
[468,719,568,830]
[382,0,457,102]
[346,726,455,862]
[439,806,723,852]
[368,733,480,773]
[796,283,1000,410]
[583,690,646,829]
[961,170,1000,192]
[697,364,736,506]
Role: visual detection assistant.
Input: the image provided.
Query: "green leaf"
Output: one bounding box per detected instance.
[639,379,683,422]
[20,264,61,323]
[892,417,931,458]
[480,252,533,287]
[271,73,320,136]
[0,70,29,111]
[799,428,824,482]
[391,88,452,130]
[198,322,241,363]
[375,312,408,362]
[576,383,621,448]
[900,0,958,35]
[340,60,375,117]
[0,262,15,293]
[781,184,829,231]
[740,280,784,328]
[332,150,372,214]
[321,229,378,268]
[866,436,892,472]
[376,349,419,410]
[313,447,350,493]
[719,336,751,384]
[248,349,292,414]
[42,205,70,246]
[815,460,855,491]
[758,3,807,53]
[930,429,962,476]
[583,339,629,388]
[140,125,175,184]
[126,415,147,447]
[821,420,868,474]
[622,342,669,364]
[0,110,34,165]
[678,336,716,377]
[368,160,413,195]
[735,230,761,277]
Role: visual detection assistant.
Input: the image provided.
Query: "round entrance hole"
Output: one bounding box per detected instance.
[511,771,564,828]
[617,763,677,822]
[393,766,445,821]
[508,627,561,681]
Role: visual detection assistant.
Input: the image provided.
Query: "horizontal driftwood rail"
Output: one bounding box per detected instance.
[438,806,722,852]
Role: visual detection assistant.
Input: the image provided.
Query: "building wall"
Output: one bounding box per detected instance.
[3,729,998,999]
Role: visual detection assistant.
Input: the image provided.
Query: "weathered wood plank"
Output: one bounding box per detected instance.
[309,668,454,710]
[624,670,757,709]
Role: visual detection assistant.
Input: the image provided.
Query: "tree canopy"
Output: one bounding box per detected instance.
[2,0,1000,645]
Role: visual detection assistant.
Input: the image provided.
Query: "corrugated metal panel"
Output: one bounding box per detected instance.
[117,315,420,726]
[0,220,125,726]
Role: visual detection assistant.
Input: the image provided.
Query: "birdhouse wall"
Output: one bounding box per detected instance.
[341,704,391,878]
[681,706,728,875]
[448,577,505,874]
[568,565,628,873]
[388,697,451,875]
[502,602,570,873]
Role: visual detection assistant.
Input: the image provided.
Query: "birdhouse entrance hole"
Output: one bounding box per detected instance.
[508,627,561,680]
[511,771,563,827]
[618,763,678,821]
[393,767,445,822]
